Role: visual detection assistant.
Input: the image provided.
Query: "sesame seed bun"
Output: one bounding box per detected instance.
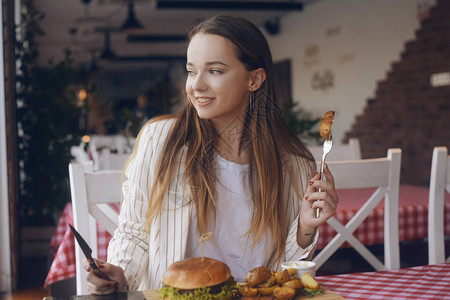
[162,257,231,290]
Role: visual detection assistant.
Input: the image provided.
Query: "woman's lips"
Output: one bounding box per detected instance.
[196,97,215,106]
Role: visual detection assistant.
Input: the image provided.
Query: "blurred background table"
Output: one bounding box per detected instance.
[317,184,450,249]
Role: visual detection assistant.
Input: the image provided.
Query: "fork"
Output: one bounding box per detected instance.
[315,132,333,218]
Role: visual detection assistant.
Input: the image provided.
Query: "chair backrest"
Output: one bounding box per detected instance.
[70,145,91,164]
[308,138,362,161]
[69,162,122,295]
[98,149,130,170]
[313,148,402,271]
[428,146,450,264]
[90,134,136,153]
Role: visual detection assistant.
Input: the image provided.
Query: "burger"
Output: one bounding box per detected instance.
[158,257,236,299]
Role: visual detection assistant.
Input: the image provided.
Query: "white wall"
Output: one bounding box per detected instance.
[0,1,12,291]
[266,0,435,144]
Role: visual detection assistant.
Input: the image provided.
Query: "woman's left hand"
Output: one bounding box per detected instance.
[300,163,339,231]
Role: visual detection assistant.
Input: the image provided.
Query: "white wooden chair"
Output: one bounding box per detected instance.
[313,148,402,271]
[90,134,136,153]
[98,149,130,171]
[308,138,361,162]
[70,145,91,164]
[69,162,122,295]
[428,146,450,264]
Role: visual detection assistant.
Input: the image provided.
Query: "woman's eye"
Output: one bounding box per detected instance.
[210,69,221,74]
[186,70,195,76]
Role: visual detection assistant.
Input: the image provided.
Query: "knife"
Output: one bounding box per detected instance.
[68,223,104,278]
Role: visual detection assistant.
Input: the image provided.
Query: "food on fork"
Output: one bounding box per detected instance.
[158,257,236,299]
[319,111,335,140]
[237,266,323,299]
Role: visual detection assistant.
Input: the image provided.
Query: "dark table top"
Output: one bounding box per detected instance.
[44,291,146,300]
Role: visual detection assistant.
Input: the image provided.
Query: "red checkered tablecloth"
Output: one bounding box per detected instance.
[317,263,450,299]
[44,203,119,287]
[316,185,450,249]
[44,185,450,288]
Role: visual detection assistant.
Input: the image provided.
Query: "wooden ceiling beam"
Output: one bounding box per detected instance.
[155,1,303,10]
[127,34,187,43]
[104,54,186,62]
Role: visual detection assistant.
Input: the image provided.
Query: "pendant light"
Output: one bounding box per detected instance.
[100,30,115,59]
[120,0,144,33]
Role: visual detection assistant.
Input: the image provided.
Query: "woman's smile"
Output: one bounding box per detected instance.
[195,97,216,106]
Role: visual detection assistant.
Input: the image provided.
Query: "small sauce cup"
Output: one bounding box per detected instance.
[281,260,316,278]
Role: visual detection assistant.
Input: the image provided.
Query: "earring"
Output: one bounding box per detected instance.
[249,91,255,114]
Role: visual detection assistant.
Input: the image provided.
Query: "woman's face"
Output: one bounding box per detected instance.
[186,33,253,127]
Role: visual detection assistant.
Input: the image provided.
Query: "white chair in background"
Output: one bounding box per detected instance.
[90,134,136,153]
[428,146,450,264]
[98,148,130,171]
[70,141,100,170]
[89,135,116,150]
[69,162,122,295]
[313,148,402,271]
[308,138,361,161]
[70,145,91,164]
[88,135,134,170]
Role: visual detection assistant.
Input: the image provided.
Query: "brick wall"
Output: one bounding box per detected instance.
[344,0,450,186]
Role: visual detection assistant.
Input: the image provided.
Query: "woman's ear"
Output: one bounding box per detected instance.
[249,68,266,91]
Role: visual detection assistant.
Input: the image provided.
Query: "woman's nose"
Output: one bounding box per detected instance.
[192,73,207,91]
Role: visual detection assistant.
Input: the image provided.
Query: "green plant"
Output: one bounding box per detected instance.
[15,0,83,226]
[115,107,143,137]
[282,99,322,144]
[113,77,176,137]
[154,76,177,115]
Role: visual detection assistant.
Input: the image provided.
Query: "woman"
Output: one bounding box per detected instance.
[85,15,338,294]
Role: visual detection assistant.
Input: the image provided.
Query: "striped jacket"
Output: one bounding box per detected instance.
[107,118,317,290]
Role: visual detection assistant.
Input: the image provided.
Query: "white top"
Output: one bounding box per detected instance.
[185,155,268,282]
[107,119,318,290]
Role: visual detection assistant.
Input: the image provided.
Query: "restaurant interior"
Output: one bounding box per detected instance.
[1,0,449,299]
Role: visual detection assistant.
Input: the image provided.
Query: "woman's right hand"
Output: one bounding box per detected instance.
[83,258,128,295]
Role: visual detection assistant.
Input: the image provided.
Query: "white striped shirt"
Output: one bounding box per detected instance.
[107,118,317,290]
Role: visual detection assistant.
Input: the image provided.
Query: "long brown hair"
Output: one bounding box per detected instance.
[129,15,315,267]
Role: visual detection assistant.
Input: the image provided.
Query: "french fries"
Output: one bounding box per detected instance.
[238,285,258,297]
[283,279,303,290]
[258,286,275,296]
[300,273,320,291]
[273,286,296,300]
[244,266,272,286]
[237,266,322,299]
[274,270,290,285]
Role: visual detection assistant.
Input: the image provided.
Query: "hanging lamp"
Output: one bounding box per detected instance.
[120,0,144,33]
[100,30,116,59]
